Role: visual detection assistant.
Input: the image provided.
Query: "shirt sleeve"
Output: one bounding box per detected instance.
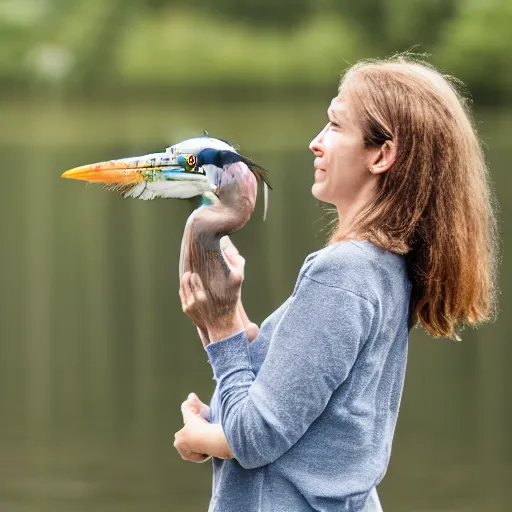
[205,270,376,470]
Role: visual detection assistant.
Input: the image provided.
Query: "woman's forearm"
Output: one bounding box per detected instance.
[201,424,234,459]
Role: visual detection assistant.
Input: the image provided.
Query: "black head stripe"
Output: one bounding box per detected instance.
[217,150,242,167]
[239,155,272,189]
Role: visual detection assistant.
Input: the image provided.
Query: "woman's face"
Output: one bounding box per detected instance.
[309,91,377,209]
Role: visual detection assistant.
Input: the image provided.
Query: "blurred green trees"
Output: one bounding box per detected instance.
[1,0,510,102]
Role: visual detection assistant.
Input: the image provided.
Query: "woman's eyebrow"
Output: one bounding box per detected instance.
[328,108,344,124]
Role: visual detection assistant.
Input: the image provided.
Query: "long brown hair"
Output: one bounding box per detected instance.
[328,55,499,340]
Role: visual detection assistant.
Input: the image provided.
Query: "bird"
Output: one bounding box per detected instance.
[62,134,271,330]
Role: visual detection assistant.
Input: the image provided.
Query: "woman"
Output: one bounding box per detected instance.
[174,56,498,511]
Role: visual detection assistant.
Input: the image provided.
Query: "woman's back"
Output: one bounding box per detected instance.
[208,240,411,511]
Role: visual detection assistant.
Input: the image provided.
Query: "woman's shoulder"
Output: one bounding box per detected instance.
[300,240,409,305]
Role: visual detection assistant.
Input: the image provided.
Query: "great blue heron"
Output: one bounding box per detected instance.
[62,135,271,332]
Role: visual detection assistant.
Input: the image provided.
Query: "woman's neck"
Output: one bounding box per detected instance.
[334,182,377,240]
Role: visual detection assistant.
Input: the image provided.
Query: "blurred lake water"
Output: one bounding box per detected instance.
[0,97,510,511]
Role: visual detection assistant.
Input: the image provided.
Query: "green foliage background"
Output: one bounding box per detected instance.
[1,0,510,103]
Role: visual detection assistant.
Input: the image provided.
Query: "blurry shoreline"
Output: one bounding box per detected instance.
[2,4,511,106]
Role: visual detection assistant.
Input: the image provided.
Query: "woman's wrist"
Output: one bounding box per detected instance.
[206,312,245,343]
[196,326,211,348]
[203,424,234,459]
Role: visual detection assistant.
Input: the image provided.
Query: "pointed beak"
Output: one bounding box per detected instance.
[61,152,179,184]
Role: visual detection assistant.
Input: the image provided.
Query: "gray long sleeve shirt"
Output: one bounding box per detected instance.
[205,240,411,512]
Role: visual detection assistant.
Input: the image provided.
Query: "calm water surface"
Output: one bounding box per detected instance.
[0,97,510,511]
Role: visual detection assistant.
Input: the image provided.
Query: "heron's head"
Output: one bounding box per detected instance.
[62,135,270,215]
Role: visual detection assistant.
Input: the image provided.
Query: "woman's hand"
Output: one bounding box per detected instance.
[238,302,260,342]
[180,271,244,342]
[180,236,259,343]
[185,391,211,420]
[220,237,260,341]
[174,393,212,463]
[174,393,233,462]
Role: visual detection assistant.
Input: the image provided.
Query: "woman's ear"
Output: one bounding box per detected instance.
[369,140,396,175]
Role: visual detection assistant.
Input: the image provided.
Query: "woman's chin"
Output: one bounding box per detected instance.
[311,184,337,206]
[311,182,327,202]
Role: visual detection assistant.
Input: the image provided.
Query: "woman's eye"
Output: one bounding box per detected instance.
[329,120,340,129]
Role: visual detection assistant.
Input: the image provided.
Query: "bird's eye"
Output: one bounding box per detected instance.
[186,154,197,168]
[177,154,199,172]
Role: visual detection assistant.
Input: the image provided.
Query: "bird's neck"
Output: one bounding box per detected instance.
[177,162,258,329]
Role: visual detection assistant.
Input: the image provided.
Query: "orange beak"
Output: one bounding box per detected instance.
[61,153,179,184]
[61,160,145,185]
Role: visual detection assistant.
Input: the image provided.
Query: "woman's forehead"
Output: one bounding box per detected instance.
[329,97,353,124]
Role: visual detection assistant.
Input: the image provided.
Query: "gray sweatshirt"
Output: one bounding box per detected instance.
[205,240,411,512]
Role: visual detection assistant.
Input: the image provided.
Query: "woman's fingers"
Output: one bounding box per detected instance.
[220,236,238,255]
[181,400,194,421]
[225,251,245,272]
[180,272,193,307]
[181,272,206,311]
[178,287,185,308]
[180,251,244,328]
[174,428,211,463]
[180,273,206,329]
[220,237,246,279]
[186,392,211,420]
[176,401,211,462]
[246,322,260,342]
[183,395,200,415]
[237,300,250,324]
[187,452,211,463]
[184,393,203,415]
[182,394,211,423]
[237,301,259,342]
[190,273,207,302]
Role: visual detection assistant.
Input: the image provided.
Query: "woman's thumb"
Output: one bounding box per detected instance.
[187,393,201,413]
[220,236,237,254]
[188,392,210,418]
[222,248,244,275]
[220,237,242,264]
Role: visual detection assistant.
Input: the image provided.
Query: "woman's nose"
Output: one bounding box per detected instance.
[309,127,325,156]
